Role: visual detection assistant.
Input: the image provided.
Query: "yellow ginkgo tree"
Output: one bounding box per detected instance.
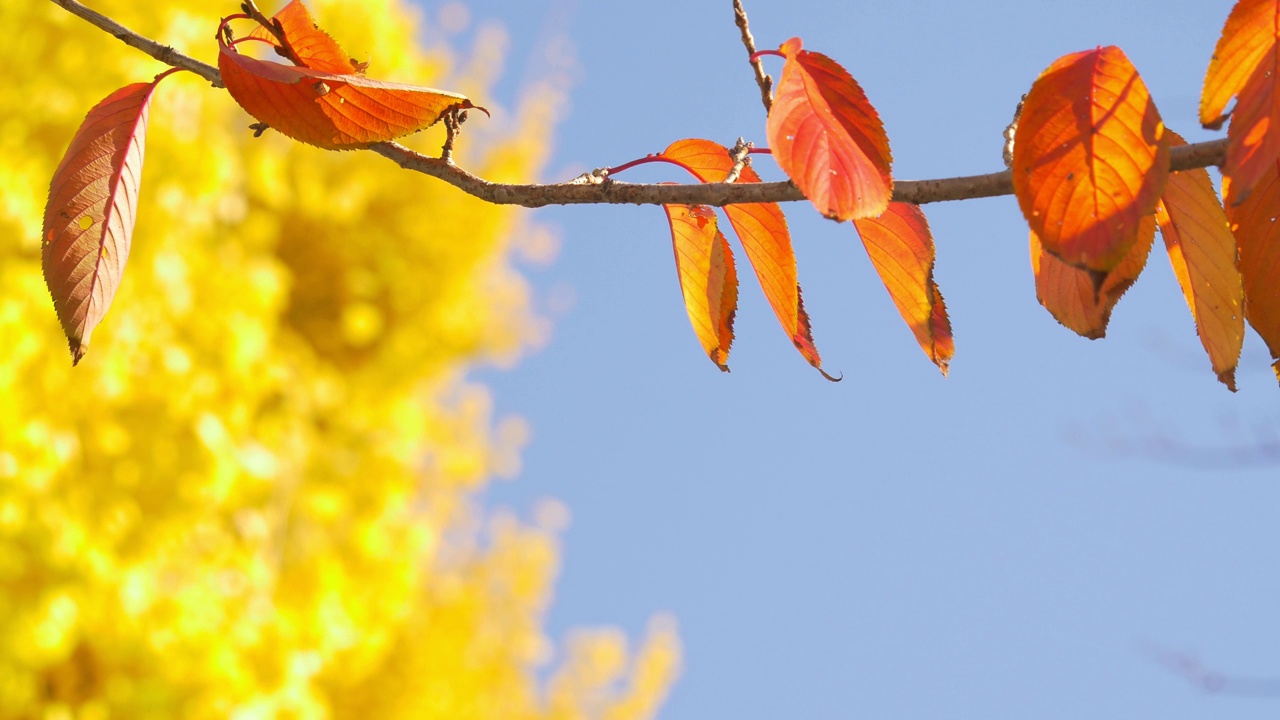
[0,1,678,718]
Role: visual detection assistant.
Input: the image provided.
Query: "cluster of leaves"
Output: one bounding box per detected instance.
[10,0,678,716]
[41,0,1280,390]
[619,39,947,380]
[605,0,1280,390]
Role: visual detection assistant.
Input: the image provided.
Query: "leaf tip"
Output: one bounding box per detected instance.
[70,340,87,366]
[1218,367,1238,392]
[818,367,842,383]
[1201,115,1228,133]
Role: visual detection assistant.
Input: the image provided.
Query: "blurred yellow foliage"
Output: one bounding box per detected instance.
[0,1,679,717]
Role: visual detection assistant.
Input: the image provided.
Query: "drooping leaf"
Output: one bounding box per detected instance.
[1201,0,1280,198]
[218,20,475,149]
[659,138,830,376]
[663,203,738,371]
[247,0,365,75]
[1224,157,1280,383]
[1155,130,1244,390]
[851,203,953,374]
[1013,45,1168,273]
[1031,215,1156,339]
[766,37,893,222]
[42,80,160,365]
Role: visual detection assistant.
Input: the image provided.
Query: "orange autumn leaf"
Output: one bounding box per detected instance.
[42,79,163,365]
[1224,158,1280,383]
[217,14,475,149]
[247,0,365,75]
[1013,46,1168,273]
[1031,216,1156,339]
[659,138,832,377]
[1155,130,1244,391]
[1201,0,1280,199]
[766,37,892,222]
[663,203,739,371]
[851,203,953,375]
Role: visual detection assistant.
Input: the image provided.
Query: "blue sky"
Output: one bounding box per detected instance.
[437,1,1280,718]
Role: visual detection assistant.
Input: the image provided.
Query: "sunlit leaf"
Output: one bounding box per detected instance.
[42,80,160,365]
[1201,0,1280,198]
[1031,216,1156,339]
[851,203,953,374]
[1013,45,1168,272]
[1155,130,1244,390]
[663,203,738,371]
[247,0,365,75]
[766,37,892,222]
[1224,157,1280,383]
[659,138,832,377]
[218,19,475,149]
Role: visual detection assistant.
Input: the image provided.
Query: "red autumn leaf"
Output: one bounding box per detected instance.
[663,203,739,371]
[1224,158,1280,383]
[1013,45,1169,273]
[42,80,160,365]
[1155,130,1244,390]
[1031,216,1156,339]
[659,138,832,377]
[1201,0,1280,199]
[852,203,954,375]
[248,0,364,75]
[218,15,475,149]
[766,37,893,222]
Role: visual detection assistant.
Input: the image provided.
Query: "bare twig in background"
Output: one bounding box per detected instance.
[1141,640,1280,697]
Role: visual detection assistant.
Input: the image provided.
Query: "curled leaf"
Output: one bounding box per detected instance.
[218,10,476,149]
[1013,45,1168,272]
[659,138,832,377]
[1224,157,1280,383]
[1031,216,1156,339]
[1155,130,1244,390]
[43,80,161,365]
[766,37,893,222]
[1201,0,1280,198]
[664,203,738,371]
[852,203,954,375]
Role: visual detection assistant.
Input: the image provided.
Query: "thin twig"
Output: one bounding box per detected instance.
[1002,95,1025,170]
[440,108,468,164]
[723,138,753,184]
[50,0,223,87]
[240,0,303,65]
[50,0,1231,210]
[733,0,774,113]
[240,0,276,36]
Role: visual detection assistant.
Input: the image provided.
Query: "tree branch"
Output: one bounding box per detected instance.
[369,140,1226,208]
[51,0,1229,211]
